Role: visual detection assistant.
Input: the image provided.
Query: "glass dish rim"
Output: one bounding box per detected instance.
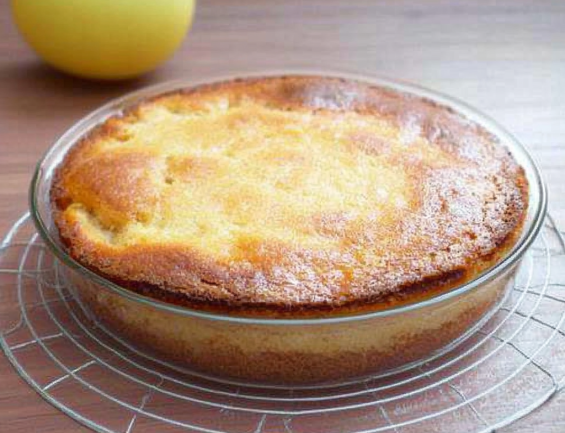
[29,69,548,325]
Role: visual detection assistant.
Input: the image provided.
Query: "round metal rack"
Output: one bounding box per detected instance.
[1,212,565,433]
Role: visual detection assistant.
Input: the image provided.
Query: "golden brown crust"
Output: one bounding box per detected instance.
[51,76,529,317]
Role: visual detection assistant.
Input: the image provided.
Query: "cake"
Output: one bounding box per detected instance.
[51,76,528,318]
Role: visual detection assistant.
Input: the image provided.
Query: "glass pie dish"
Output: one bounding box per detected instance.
[30,71,547,386]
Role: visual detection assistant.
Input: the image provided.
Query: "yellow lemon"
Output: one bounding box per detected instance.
[12,0,195,80]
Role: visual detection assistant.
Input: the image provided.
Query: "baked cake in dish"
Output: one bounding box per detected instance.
[51,76,528,318]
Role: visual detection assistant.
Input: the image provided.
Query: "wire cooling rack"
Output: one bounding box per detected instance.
[1,213,565,433]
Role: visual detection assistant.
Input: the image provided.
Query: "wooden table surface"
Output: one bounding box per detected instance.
[1,0,564,431]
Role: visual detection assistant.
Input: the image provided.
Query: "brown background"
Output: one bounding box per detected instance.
[1,0,564,431]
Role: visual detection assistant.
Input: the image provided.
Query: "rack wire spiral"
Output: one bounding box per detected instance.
[1,212,565,433]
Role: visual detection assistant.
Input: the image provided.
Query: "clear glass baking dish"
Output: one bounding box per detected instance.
[30,71,547,386]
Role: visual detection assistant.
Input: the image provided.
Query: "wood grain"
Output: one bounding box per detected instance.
[0,0,564,431]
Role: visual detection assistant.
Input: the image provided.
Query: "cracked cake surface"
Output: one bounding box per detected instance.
[51,76,528,316]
